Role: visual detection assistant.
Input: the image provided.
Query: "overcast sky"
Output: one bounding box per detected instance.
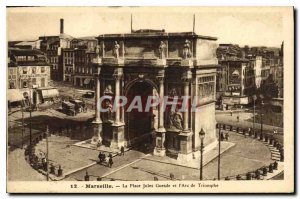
[7,7,283,47]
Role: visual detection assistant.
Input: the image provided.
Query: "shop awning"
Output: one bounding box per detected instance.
[41,89,59,99]
[84,78,91,84]
[7,89,24,102]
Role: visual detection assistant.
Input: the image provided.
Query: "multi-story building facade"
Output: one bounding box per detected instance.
[37,19,97,89]
[252,56,262,89]
[216,44,256,108]
[218,59,256,108]
[7,48,55,106]
[70,37,97,89]
[216,43,283,108]
[8,48,50,89]
[62,48,75,82]
[39,19,73,82]
[91,29,219,161]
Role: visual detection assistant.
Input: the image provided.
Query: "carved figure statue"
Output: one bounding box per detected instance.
[104,84,113,95]
[113,41,120,58]
[183,39,191,59]
[159,41,167,59]
[168,88,177,97]
[169,110,183,130]
[104,99,113,121]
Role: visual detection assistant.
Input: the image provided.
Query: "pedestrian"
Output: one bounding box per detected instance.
[237,115,239,122]
[108,157,113,168]
[247,127,251,138]
[225,132,229,140]
[108,153,113,159]
[120,146,125,156]
[24,149,29,162]
[98,152,103,163]
[170,173,175,180]
[230,109,233,116]
[105,156,110,167]
[220,131,225,141]
[102,153,106,164]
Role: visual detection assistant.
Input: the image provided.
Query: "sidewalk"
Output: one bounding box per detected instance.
[143,141,235,170]
[103,132,274,181]
[34,135,101,177]
[216,113,283,133]
[7,148,46,181]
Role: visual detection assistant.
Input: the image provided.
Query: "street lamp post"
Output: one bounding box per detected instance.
[252,95,257,136]
[261,100,264,136]
[218,125,221,180]
[26,78,33,156]
[21,101,25,149]
[29,95,32,152]
[46,126,49,181]
[199,128,206,181]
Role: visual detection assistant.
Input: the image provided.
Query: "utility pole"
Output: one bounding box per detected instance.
[260,100,264,136]
[131,14,133,33]
[21,100,24,149]
[218,125,221,180]
[46,125,49,181]
[193,14,195,33]
[28,79,32,155]
[253,95,257,134]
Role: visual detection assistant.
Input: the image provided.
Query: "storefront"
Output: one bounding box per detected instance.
[37,87,59,103]
[7,89,24,109]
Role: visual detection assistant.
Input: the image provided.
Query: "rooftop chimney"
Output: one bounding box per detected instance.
[60,18,64,34]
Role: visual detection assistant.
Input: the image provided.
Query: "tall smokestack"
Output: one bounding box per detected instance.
[60,18,64,34]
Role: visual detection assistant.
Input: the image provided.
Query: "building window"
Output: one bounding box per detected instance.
[41,67,45,73]
[23,81,28,88]
[16,56,26,61]
[9,81,16,89]
[27,56,35,61]
[41,78,45,87]
[32,78,37,85]
[32,67,36,74]
[9,69,14,74]
[23,67,28,74]
[197,76,215,99]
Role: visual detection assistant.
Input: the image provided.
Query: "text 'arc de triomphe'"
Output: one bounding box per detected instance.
[92,30,219,161]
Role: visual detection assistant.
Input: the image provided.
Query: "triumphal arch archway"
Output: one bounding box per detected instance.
[92,29,219,161]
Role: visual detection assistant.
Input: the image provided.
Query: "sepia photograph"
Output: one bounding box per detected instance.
[6,6,294,193]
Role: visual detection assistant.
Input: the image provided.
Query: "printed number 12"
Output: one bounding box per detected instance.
[71,184,77,188]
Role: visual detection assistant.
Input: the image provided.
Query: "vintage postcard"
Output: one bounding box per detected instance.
[6,6,294,193]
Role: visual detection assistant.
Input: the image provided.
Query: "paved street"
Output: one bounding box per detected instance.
[216,111,283,144]
[7,106,278,181]
[8,103,95,148]
[7,147,46,181]
[51,81,95,109]
[7,81,282,181]
[64,149,148,181]
[216,111,283,132]
[64,131,273,181]
[34,135,101,175]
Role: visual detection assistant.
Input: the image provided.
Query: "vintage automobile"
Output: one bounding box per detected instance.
[69,99,85,113]
[62,101,76,116]
[82,91,95,99]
